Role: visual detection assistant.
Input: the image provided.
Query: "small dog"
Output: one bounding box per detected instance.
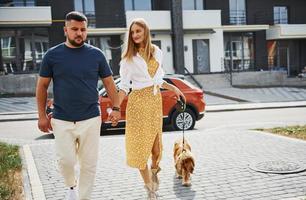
[173,139,195,186]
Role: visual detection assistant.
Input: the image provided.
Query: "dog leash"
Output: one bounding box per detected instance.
[177,97,187,152]
[182,110,186,152]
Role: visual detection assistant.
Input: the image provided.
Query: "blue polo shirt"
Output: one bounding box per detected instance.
[39,43,112,121]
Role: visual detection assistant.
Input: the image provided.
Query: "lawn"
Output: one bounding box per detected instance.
[0,142,23,200]
[256,125,306,141]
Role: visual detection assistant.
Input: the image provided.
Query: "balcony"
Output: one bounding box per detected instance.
[223,10,269,32]
[0,7,51,26]
[125,11,171,32]
[125,10,221,33]
[266,24,306,40]
[183,10,221,31]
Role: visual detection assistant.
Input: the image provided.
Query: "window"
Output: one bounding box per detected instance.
[229,0,246,25]
[87,37,112,65]
[182,0,204,10]
[35,41,48,60]
[274,6,288,24]
[152,40,161,49]
[74,0,96,27]
[0,29,49,74]
[124,0,151,10]
[99,37,112,64]
[1,37,16,59]
[224,33,254,71]
[0,0,35,7]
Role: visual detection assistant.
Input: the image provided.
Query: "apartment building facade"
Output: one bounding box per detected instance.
[217,0,306,76]
[0,0,306,77]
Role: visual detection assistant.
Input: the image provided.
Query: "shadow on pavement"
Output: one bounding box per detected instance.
[100,125,183,136]
[35,133,54,140]
[101,129,125,136]
[172,174,196,199]
[33,126,195,139]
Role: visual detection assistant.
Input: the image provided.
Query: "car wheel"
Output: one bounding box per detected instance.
[171,108,196,131]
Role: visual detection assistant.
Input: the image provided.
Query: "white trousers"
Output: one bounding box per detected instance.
[51,116,101,200]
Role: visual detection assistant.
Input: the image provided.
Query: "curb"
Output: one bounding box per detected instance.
[20,147,33,200]
[23,145,46,200]
[0,111,37,115]
[0,112,38,122]
[206,101,306,112]
[205,90,249,102]
[0,101,306,122]
[0,118,38,122]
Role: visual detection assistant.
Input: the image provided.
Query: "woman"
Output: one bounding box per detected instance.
[117,18,185,200]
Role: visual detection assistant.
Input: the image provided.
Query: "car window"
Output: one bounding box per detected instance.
[181,79,197,89]
[160,78,173,91]
[164,78,175,85]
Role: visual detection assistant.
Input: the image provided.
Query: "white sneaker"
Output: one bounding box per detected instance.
[66,188,78,200]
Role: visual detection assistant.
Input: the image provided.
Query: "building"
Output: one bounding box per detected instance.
[0,0,306,77]
[217,0,306,76]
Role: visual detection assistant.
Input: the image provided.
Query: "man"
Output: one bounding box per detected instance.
[36,11,120,200]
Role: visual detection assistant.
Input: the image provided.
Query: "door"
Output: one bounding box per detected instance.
[193,39,210,74]
[277,47,290,76]
[152,40,161,49]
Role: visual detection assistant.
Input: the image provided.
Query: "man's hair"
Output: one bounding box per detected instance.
[65,11,87,22]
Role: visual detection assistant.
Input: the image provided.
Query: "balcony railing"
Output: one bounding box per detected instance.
[223,58,255,72]
[229,10,246,25]
[84,11,96,28]
[273,17,288,25]
[77,12,125,28]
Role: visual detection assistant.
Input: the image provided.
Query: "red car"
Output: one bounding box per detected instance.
[99,76,205,131]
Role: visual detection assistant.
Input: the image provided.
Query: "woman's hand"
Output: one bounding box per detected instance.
[162,81,186,103]
[174,87,186,103]
[107,109,121,127]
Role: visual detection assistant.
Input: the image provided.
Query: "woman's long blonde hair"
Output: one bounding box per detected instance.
[122,18,154,62]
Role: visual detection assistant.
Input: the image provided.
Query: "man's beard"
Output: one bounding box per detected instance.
[68,37,84,47]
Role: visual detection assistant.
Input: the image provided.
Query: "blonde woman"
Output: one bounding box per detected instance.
[115,18,185,199]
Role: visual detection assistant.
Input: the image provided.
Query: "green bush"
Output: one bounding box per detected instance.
[0,142,22,200]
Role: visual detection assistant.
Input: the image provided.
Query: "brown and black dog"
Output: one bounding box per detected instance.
[173,139,195,186]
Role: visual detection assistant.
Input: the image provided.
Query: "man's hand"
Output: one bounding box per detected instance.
[38,115,53,133]
[36,76,52,133]
[107,110,121,127]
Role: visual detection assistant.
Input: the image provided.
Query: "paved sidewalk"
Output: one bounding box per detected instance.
[205,87,306,104]
[1,87,306,113]
[0,97,37,113]
[2,127,306,200]
[1,101,306,122]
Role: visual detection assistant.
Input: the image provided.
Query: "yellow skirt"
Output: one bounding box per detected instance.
[125,86,163,170]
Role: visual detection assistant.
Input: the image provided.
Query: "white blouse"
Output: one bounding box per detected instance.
[119,46,165,95]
